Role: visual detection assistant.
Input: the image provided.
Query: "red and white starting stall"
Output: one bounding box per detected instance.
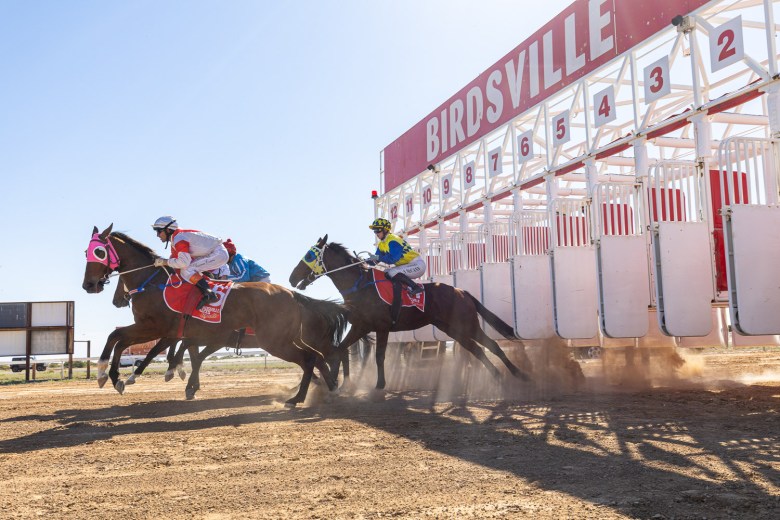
[375,0,780,355]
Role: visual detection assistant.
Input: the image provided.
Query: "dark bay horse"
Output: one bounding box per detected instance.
[288,235,532,393]
[82,224,347,406]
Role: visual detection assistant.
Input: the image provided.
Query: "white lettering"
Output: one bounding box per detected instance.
[504,51,526,109]
[486,69,503,123]
[543,30,562,89]
[589,0,613,60]
[564,13,585,76]
[449,99,465,147]
[426,117,439,161]
[466,86,483,137]
[528,40,540,98]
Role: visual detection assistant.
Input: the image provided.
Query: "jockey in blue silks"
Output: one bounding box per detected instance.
[367,218,425,295]
[223,239,271,283]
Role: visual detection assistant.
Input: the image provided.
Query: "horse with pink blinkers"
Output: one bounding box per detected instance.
[82,224,348,406]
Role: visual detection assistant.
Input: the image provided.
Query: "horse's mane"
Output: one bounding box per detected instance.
[111,232,158,258]
[327,242,361,264]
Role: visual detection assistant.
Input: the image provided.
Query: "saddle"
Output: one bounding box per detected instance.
[370,269,425,326]
[162,274,234,337]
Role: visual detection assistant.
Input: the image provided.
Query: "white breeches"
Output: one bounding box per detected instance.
[181,246,229,282]
[386,256,427,279]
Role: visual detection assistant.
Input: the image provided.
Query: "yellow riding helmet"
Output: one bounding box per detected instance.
[369,218,391,231]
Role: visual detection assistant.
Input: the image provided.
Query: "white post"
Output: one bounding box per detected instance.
[634,137,656,306]
[584,158,599,244]
[483,200,494,262]
[691,112,719,299]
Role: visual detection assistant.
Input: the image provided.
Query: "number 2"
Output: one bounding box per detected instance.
[718,29,736,62]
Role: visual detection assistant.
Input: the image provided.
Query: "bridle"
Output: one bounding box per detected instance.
[85,233,156,286]
[300,243,366,286]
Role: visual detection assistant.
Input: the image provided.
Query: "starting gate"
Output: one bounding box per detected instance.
[376,0,780,351]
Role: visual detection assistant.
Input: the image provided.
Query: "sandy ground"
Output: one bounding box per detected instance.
[0,347,778,519]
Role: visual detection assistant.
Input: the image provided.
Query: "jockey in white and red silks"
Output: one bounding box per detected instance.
[151,215,229,309]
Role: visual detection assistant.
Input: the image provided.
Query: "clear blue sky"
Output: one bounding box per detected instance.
[0,0,571,357]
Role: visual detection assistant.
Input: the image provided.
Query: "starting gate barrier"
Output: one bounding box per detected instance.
[718,136,780,335]
[549,198,599,339]
[649,160,715,337]
[510,210,555,339]
[594,182,651,338]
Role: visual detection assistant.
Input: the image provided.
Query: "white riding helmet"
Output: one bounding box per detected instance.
[152,216,178,232]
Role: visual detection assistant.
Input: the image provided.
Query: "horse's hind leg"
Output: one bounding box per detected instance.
[286,351,317,408]
[314,354,336,392]
[446,333,502,380]
[168,340,192,382]
[184,345,220,400]
[472,328,532,382]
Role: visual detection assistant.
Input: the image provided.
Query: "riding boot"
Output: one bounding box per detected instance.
[391,272,423,296]
[390,279,402,327]
[195,278,219,310]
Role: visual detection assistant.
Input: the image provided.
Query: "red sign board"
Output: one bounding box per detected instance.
[382,0,712,192]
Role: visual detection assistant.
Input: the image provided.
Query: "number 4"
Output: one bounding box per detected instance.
[593,85,616,127]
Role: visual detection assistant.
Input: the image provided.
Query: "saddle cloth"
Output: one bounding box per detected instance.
[371,269,425,312]
[163,273,233,323]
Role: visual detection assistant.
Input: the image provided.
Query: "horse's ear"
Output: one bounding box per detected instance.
[321,234,328,245]
[100,223,113,239]
[92,226,98,235]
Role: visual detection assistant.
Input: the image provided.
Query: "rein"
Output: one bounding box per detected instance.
[302,244,372,287]
[108,263,156,278]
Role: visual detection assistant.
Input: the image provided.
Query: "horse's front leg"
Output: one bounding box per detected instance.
[97,329,125,388]
[99,324,163,394]
[374,330,389,391]
[109,340,128,394]
[335,327,370,391]
[127,338,175,385]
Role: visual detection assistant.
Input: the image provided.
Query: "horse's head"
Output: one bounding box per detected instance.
[289,235,328,290]
[82,224,119,293]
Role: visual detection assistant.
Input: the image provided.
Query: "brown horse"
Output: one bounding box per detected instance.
[111,284,336,401]
[82,224,348,406]
[288,235,532,393]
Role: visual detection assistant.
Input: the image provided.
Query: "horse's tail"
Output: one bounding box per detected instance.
[292,292,350,346]
[466,292,515,340]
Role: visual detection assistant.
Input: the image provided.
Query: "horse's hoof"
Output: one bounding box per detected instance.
[114,380,125,395]
[185,388,197,400]
[97,375,108,388]
[284,400,298,409]
[125,374,136,385]
[177,367,187,381]
[164,370,174,382]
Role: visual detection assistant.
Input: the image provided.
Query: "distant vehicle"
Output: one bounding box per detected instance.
[119,355,145,368]
[10,357,47,372]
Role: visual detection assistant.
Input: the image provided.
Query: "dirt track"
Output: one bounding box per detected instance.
[0,349,779,519]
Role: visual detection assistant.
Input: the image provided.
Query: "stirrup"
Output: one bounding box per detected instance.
[196,293,218,310]
[407,284,423,296]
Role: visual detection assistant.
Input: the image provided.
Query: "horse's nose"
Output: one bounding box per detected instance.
[82,281,97,293]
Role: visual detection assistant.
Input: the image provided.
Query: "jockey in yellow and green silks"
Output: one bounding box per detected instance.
[367,218,426,295]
